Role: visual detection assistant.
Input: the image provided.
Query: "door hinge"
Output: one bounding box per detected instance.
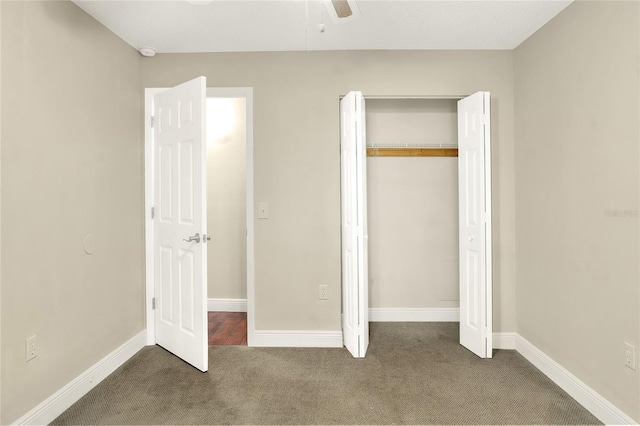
[150,115,155,128]
[151,207,155,219]
[152,297,156,310]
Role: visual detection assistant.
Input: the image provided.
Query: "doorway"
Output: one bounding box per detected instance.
[206,94,248,345]
[144,84,255,367]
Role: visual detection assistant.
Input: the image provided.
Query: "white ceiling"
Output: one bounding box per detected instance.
[72,0,573,53]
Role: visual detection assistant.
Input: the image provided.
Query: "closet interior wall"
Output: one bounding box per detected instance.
[366,99,459,310]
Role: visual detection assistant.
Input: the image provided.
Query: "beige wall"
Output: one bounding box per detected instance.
[141,50,516,332]
[207,97,247,299]
[366,98,458,147]
[366,99,459,309]
[1,2,143,423]
[514,1,640,421]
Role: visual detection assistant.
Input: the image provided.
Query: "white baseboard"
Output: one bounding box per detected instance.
[515,335,636,425]
[14,331,146,425]
[250,330,343,348]
[208,298,247,312]
[492,332,517,350]
[369,307,459,322]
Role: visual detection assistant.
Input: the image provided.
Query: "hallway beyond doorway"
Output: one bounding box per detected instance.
[208,312,247,346]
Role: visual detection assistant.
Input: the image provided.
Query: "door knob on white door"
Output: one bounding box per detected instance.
[183,233,201,243]
[468,236,474,242]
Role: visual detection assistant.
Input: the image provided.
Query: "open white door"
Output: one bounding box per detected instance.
[153,77,208,371]
[458,91,492,359]
[340,91,369,358]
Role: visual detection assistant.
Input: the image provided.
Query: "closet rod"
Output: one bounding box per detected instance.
[367,148,458,157]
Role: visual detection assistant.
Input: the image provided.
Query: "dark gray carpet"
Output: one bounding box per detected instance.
[52,323,601,425]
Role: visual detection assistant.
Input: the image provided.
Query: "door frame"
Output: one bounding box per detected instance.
[341,93,492,355]
[144,86,255,347]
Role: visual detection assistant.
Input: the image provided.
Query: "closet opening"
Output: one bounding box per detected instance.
[366,98,460,323]
[340,91,492,359]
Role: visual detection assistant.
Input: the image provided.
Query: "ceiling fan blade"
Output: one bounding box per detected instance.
[331,0,353,18]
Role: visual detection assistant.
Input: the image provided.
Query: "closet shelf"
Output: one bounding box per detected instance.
[366,147,458,157]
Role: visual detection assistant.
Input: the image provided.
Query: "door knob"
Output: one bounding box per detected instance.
[468,236,474,242]
[183,233,201,243]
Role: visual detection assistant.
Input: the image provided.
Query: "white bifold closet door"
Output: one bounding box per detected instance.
[340,90,492,359]
[153,76,208,372]
[458,91,492,359]
[340,91,369,358]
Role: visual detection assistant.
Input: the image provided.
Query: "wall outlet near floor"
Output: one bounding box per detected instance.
[624,342,636,370]
[26,335,37,362]
[319,285,328,300]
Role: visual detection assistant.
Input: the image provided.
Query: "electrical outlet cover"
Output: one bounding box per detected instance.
[624,342,636,370]
[26,335,37,362]
[319,285,328,300]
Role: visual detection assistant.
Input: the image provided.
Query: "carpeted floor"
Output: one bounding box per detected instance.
[53,323,601,425]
